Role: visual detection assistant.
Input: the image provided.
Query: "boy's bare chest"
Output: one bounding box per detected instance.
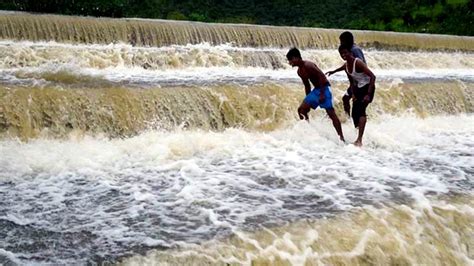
[297,68,309,78]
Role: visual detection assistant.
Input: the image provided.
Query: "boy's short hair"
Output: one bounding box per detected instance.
[338,44,352,53]
[286,47,302,60]
[339,31,354,47]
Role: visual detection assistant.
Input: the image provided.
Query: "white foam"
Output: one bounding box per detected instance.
[0,38,473,264]
[0,116,471,255]
[1,40,473,87]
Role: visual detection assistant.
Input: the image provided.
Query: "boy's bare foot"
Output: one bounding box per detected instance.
[353,140,362,147]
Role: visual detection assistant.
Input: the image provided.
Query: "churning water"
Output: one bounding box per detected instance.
[0,12,473,265]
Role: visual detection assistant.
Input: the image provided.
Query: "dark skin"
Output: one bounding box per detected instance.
[288,56,345,142]
[340,49,375,103]
[325,37,361,116]
[325,37,354,77]
[339,48,376,146]
[326,38,352,77]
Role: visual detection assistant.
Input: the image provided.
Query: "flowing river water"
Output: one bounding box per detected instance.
[0,12,473,265]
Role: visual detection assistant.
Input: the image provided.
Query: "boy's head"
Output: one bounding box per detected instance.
[338,44,353,60]
[339,31,354,47]
[286,47,302,66]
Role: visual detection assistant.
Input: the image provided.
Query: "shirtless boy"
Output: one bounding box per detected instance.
[286,47,345,142]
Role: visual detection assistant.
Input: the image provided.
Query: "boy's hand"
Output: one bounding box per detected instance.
[363,95,371,103]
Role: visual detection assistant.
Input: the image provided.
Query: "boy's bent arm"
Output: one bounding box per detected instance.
[302,78,311,95]
[356,60,376,102]
[357,60,376,93]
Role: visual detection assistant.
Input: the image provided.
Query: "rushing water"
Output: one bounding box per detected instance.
[0,12,473,265]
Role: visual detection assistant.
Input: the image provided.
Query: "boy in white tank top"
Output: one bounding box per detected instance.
[326,32,366,116]
[338,45,376,147]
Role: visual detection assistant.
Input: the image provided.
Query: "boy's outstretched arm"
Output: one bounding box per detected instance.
[325,65,345,76]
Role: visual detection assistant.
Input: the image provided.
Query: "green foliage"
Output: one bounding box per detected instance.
[124,0,169,18]
[166,11,187,20]
[446,0,469,5]
[189,12,207,22]
[0,0,472,36]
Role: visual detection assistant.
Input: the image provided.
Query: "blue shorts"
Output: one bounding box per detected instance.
[304,83,334,109]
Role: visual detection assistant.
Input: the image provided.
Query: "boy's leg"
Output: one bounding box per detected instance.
[342,87,352,116]
[351,101,368,146]
[298,101,311,120]
[325,108,345,142]
[342,95,351,116]
[354,116,367,146]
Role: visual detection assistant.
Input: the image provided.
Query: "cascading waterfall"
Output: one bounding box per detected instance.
[1,13,474,51]
[0,80,472,139]
[0,12,473,265]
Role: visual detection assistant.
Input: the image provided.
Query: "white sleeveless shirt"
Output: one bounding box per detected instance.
[346,58,370,88]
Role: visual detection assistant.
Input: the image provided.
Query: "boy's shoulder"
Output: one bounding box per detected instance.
[303,60,318,68]
[351,44,364,52]
[351,45,366,63]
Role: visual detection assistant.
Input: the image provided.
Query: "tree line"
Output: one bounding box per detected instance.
[1,0,472,36]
